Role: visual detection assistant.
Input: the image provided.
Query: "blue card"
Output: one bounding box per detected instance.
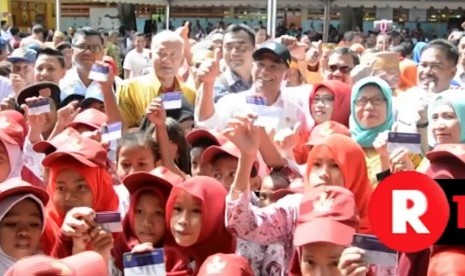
[89,64,109,82]
[101,122,122,143]
[123,249,166,276]
[246,96,266,106]
[27,98,50,115]
[352,233,397,267]
[162,92,182,110]
[387,132,421,154]
[95,211,122,233]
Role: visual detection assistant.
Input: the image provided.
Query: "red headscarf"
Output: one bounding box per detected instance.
[309,80,352,127]
[41,158,119,254]
[305,134,373,233]
[165,176,236,273]
[113,187,189,274]
[425,144,465,179]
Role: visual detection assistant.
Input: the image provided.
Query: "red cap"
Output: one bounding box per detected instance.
[186,128,222,147]
[67,108,108,131]
[294,185,359,247]
[122,166,184,195]
[4,251,108,276]
[201,141,260,172]
[197,253,254,276]
[306,121,351,146]
[0,177,49,206]
[0,110,27,149]
[42,134,107,168]
[33,127,81,155]
[426,144,465,164]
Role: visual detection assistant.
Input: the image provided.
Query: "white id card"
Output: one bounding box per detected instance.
[123,249,166,276]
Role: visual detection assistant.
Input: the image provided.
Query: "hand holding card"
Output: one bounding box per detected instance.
[101,122,122,143]
[26,97,51,115]
[89,64,110,82]
[94,211,122,233]
[161,92,182,110]
[352,233,397,267]
[387,132,421,154]
[123,249,166,276]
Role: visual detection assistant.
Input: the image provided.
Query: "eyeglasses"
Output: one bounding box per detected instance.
[313,96,335,104]
[328,64,352,74]
[354,96,387,106]
[73,44,103,53]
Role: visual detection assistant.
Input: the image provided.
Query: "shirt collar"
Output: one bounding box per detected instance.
[224,68,251,87]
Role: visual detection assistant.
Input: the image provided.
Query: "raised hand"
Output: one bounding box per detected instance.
[89,225,114,263]
[131,242,154,254]
[338,247,369,276]
[146,97,166,126]
[373,130,390,158]
[176,21,190,41]
[56,100,80,128]
[196,48,221,84]
[389,147,415,173]
[0,95,15,111]
[61,207,95,238]
[21,97,48,144]
[305,45,321,67]
[223,114,260,157]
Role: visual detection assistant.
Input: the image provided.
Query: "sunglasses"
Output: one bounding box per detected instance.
[328,64,352,74]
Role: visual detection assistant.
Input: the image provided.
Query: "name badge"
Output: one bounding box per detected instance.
[123,249,166,276]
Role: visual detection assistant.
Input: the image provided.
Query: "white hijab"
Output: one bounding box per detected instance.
[0,194,45,275]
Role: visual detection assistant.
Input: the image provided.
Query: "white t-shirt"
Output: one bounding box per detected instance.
[123,48,151,78]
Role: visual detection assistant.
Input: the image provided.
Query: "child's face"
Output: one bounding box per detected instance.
[53,168,94,214]
[117,146,157,180]
[134,192,165,244]
[170,190,202,247]
[212,156,238,190]
[308,154,344,188]
[190,147,212,177]
[258,175,277,207]
[0,199,42,260]
[0,142,10,183]
[300,242,344,276]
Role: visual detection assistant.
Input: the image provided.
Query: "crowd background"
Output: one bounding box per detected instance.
[0,11,464,276]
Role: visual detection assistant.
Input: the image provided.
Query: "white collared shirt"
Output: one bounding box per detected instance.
[59,67,103,101]
[196,84,312,132]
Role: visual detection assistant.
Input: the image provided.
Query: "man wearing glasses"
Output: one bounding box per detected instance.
[323,47,359,86]
[59,27,105,101]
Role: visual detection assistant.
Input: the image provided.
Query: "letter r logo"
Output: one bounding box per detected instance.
[392,190,429,234]
[369,172,449,253]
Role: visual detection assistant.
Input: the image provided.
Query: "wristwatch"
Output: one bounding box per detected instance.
[416,121,429,128]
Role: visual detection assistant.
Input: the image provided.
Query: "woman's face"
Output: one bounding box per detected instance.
[53,168,94,214]
[308,148,344,188]
[300,242,345,276]
[134,192,165,244]
[431,103,461,144]
[354,85,388,129]
[0,142,11,183]
[311,87,335,124]
[170,190,202,247]
[0,199,42,260]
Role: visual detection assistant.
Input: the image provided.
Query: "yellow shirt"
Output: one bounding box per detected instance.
[117,73,196,128]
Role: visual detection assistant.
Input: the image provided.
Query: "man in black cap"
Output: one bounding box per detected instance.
[195,40,307,132]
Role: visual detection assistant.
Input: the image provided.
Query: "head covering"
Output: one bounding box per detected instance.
[33,127,80,155]
[428,247,465,276]
[0,110,27,181]
[253,41,292,67]
[413,42,427,64]
[294,185,359,246]
[46,158,119,227]
[113,167,183,271]
[165,176,236,273]
[310,80,351,127]
[350,77,394,148]
[80,89,104,110]
[4,251,108,276]
[429,90,465,143]
[305,134,372,233]
[17,82,61,108]
[306,121,351,146]
[0,178,49,274]
[197,254,254,276]
[398,58,418,91]
[67,108,108,132]
[371,51,400,71]
[6,48,37,64]
[186,128,222,147]
[425,144,465,179]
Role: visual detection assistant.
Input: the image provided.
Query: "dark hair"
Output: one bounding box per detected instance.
[0,20,6,28]
[32,25,44,34]
[224,24,255,47]
[10,27,19,36]
[0,61,12,77]
[146,118,191,175]
[343,31,358,42]
[134,32,146,39]
[421,39,459,65]
[211,153,258,178]
[191,137,217,149]
[116,131,160,164]
[36,47,65,68]
[333,47,360,66]
[391,45,407,58]
[72,27,104,45]
[400,40,414,56]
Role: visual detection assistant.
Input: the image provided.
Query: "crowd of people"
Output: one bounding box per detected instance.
[0,13,464,276]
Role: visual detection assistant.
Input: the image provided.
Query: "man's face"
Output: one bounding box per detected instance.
[223,30,254,72]
[376,35,390,51]
[134,36,147,51]
[12,61,34,85]
[417,47,456,93]
[366,34,377,46]
[152,40,184,80]
[34,55,66,84]
[60,48,73,69]
[324,53,355,85]
[72,35,104,71]
[251,53,288,93]
[256,29,267,45]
